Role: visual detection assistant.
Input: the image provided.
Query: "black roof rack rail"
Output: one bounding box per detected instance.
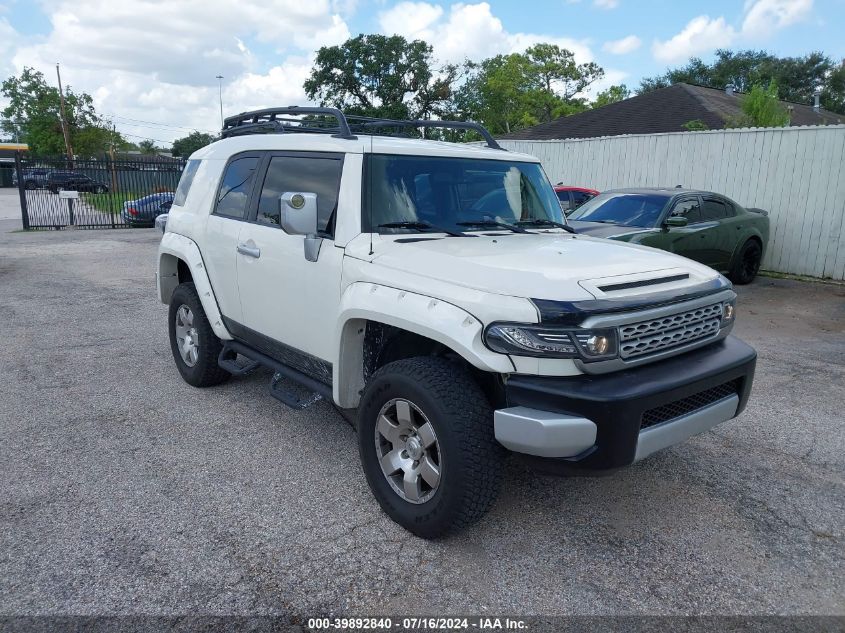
[221,106,357,140]
[347,116,503,150]
[219,106,502,150]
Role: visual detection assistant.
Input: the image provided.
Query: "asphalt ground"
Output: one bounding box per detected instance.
[0,212,842,618]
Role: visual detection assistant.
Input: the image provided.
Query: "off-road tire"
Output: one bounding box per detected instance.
[357,357,504,538]
[729,239,762,285]
[168,282,230,387]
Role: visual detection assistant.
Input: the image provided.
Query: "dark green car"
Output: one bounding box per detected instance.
[568,188,770,284]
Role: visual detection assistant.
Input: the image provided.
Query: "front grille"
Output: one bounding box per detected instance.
[619,303,723,359]
[641,379,741,430]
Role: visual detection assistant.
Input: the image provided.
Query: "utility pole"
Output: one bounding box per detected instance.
[108,120,118,194]
[216,75,224,129]
[55,63,74,165]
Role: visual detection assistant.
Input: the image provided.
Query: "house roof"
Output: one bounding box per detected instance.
[500,83,844,141]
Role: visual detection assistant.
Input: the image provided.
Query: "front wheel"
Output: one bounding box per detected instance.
[729,239,762,284]
[168,282,230,387]
[357,357,504,538]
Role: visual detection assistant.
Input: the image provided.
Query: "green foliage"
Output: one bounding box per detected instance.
[1,67,128,156]
[304,34,457,121]
[592,84,631,108]
[724,82,791,128]
[171,131,217,157]
[681,119,710,131]
[453,44,602,135]
[138,139,162,155]
[639,50,844,114]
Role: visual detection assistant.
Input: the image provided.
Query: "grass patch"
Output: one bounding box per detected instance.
[759,270,844,286]
[81,191,143,214]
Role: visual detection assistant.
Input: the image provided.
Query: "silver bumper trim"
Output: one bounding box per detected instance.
[634,394,739,461]
[494,407,597,458]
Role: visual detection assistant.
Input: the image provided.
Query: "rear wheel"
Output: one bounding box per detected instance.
[729,239,762,284]
[94,185,106,194]
[357,357,504,538]
[168,282,230,387]
[24,180,36,190]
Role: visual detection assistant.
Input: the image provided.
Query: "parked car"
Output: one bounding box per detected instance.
[568,188,770,284]
[157,106,756,538]
[12,168,52,189]
[555,185,599,214]
[47,171,109,194]
[122,192,174,226]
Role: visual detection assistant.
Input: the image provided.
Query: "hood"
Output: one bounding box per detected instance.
[569,220,656,240]
[359,232,719,302]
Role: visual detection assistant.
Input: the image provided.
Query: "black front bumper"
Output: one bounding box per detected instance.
[504,336,756,474]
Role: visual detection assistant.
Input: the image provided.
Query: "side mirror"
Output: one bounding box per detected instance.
[280,192,318,235]
[280,191,322,262]
[665,215,688,228]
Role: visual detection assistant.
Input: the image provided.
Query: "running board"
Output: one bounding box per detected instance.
[218,340,332,410]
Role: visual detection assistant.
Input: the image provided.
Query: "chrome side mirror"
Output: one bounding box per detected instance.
[279,191,322,262]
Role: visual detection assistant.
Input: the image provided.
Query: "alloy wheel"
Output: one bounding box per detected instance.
[375,398,442,504]
[174,304,199,367]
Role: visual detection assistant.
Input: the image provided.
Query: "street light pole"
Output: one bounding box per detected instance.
[215,75,224,129]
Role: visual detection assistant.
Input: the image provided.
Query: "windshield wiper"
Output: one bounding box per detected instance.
[378,221,469,237]
[515,219,576,234]
[456,220,528,234]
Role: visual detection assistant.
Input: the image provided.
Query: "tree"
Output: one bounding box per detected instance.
[454,44,603,135]
[639,50,844,114]
[725,82,791,128]
[1,66,127,155]
[172,131,217,157]
[138,139,162,155]
[304,34,458,121]
[592,84,631,108]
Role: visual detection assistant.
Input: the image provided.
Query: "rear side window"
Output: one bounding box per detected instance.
[701,198,728,221]
[256,156,343,234]
[215,157,259,219]
[571,191,594,207]
[173,159,200,207]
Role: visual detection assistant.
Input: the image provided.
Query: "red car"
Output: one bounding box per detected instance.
[554,185,599,214]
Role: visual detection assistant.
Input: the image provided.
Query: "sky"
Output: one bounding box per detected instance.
[1,0,843,145]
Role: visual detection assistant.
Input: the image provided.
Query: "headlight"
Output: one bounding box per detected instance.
[483,323,618,361]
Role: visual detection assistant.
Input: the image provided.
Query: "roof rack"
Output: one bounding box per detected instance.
[220,106,503,150]
[221,106,356,140]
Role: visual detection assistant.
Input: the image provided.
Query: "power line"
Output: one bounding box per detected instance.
[104,113,217,134]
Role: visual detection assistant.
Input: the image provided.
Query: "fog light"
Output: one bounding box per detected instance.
[724,304,735,320]
[586,334,610,355]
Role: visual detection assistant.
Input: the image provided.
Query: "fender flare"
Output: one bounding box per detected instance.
[727,229,765,272]
[333,282,514,408]
[157,233,232,341]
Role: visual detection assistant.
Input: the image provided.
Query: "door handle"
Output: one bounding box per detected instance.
[237,242,260,258]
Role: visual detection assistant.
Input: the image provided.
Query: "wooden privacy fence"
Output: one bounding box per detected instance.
[499,125,845,280]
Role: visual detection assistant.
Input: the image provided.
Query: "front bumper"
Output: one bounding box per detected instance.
[494,336,756,474]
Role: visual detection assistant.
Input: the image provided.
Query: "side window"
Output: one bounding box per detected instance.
[215,157,259,219]
[701,198,728,221]
[256,156,343,234]
[571,191,593,208]
[173,159,200,207]
[670,198,702,223]
[557,191,573,212]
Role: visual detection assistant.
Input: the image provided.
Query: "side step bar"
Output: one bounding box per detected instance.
[218,340,333,410]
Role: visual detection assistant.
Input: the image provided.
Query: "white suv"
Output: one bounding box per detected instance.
[157,107,756,538]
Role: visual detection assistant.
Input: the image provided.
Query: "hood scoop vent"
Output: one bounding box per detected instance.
[597,273,689,293]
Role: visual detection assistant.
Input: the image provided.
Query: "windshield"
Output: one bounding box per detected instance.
[568,192,670,227]
[364,155,563,234]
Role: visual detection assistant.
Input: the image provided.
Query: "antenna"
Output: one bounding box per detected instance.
[368,132,374,256]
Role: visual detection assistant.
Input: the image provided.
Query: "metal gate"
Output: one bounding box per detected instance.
[15,154,186,229]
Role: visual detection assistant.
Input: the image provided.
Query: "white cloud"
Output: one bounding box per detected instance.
[602,35,641,55]
[651,15,736,63]
[741,0,812,37]
[379,2,594,68]
[3,0,351,143]
[593,0,619,9]
[651,0,813,64]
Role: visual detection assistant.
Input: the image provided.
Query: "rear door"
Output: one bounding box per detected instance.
[234,152,346,368]
[702,196,739,269]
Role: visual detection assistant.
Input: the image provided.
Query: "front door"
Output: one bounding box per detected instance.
[648,196,721,267]
[235,152,345,370]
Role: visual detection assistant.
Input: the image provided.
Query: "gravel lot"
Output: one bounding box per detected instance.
[0,214,843,618]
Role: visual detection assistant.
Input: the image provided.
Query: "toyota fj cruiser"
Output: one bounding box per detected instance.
[157,107,756,538]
